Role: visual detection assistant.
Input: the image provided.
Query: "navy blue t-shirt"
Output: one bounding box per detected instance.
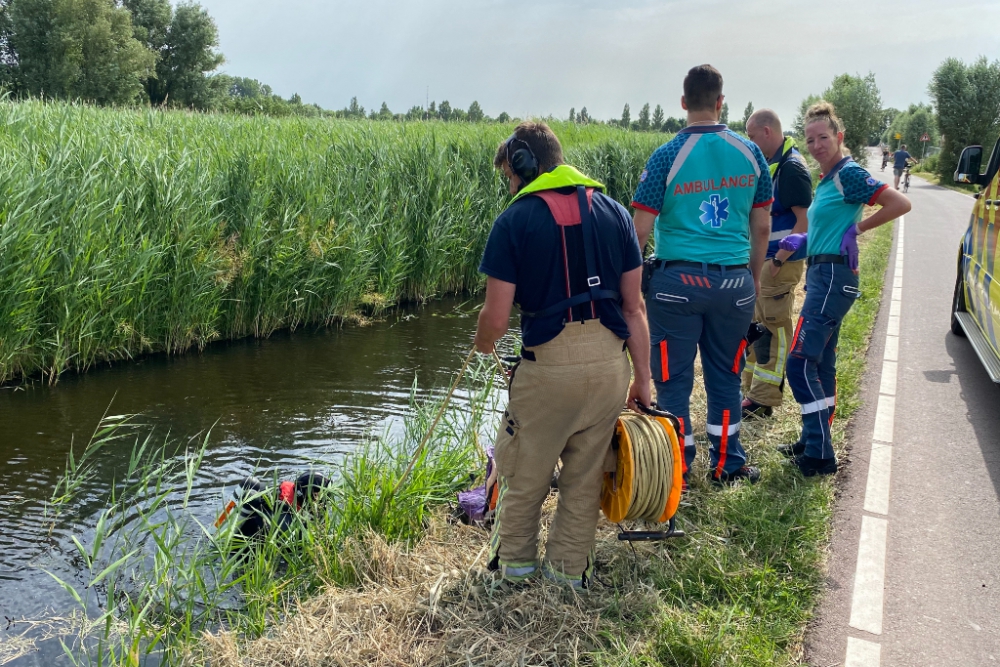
[479,188,643,348]
[893,150,911,170]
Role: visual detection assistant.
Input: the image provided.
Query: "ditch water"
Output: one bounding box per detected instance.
[0,297,499,665]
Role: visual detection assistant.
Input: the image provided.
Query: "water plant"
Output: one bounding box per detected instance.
[27,354,502,665]
[0,100,664,384]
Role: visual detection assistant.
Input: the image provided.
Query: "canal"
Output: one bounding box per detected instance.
[0,297,501,664]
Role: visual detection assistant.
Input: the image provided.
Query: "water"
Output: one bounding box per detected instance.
[0,297,500,663]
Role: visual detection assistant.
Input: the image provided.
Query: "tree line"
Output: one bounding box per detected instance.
[787,58,1000,180]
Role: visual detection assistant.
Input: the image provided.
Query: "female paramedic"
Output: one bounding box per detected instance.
[778,102,910,477]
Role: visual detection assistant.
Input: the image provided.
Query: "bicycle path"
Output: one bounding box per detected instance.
[805,171,1000,666]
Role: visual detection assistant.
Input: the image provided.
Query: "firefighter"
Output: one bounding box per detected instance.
[779,102,910,476]
[631,64,772,485]
[741,109,813,419]
[474,121,650,588]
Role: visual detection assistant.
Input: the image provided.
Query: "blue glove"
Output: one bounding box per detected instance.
[779,233,807,253]
[840,224,860,272]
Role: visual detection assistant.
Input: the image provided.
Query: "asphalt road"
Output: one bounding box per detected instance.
[806,170,1000,665]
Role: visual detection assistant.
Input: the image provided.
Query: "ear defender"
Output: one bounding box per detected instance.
[505,134,539,186]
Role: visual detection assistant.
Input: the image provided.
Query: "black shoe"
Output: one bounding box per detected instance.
[794,455,838,477]
[778,441,805,458]
[709,466,761,486]
[741,399,773,419]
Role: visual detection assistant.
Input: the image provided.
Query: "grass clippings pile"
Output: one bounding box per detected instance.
[194,502,660,667]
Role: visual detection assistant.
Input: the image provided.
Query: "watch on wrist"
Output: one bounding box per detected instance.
[772,258,784,268]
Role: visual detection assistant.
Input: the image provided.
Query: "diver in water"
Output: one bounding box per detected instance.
[215,471,330,540]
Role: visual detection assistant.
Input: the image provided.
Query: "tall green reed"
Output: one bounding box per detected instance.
[41,354,501,665]
[0,101,666,383]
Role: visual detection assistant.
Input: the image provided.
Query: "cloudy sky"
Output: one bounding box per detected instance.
[200,0,1000,125]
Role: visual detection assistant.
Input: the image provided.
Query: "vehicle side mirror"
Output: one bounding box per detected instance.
[955,145,983,184]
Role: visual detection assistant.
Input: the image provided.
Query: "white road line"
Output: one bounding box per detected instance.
[864,442,893,516]
[850,515,890,635]
[886,315,900,337]
[843,216,905,664]
[872,394,895,443]
[883,335,898,362]
[878,361,897,397]
[845,636,882,667]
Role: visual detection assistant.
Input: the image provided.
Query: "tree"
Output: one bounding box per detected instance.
[887,104,938,158]
[620,103,631,130]
[720,102,729,125]
[662,116,684,133]
[345,95,364,118]
[468,100,484,122]
[742,101,754,126]
[5,0,156,104]
[929,56,1000,180]
[568,107,576,123]
[496,111,510,123]
[438,99,451,121]
[876,107,900,145]
[122,0,170,50]
[578,107,589,124]
[377,101,391,119]
[652,104,664,131]
[793,94,822,136]
[152,2,223,108]
[823,72,882,161]
[637,102,651,131]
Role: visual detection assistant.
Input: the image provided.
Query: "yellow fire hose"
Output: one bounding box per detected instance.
[601,406,684,538]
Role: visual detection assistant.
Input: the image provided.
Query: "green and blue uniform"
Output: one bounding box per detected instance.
[787,157,887,459]
[632,125,773,478]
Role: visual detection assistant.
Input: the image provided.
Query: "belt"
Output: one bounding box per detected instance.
[658,260,749,271]
[807,254,847,266]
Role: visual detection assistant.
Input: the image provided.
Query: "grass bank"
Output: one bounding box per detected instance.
[0,100,664,384]
[9,223,896,666]
[910,169,977,195]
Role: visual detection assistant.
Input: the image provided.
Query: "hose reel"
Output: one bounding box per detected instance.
[600,403,685,542]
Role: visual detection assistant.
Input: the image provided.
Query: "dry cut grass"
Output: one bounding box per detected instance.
[193,499,661,667]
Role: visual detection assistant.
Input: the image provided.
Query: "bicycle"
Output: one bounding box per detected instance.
[903,165,911,193]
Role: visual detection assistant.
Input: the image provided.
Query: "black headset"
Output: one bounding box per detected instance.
[504,133,539,187]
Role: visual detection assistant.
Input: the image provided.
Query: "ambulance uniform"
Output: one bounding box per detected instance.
[631,125,772,481]
[743,137,812,409]
[787,157,887,465]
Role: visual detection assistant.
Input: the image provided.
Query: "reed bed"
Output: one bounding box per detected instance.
[0,100,663,384]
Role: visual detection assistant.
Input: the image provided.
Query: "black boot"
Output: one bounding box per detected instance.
[777,441,805,458]
[741,399,773,419]
[794,455,838,477]
[709,465,761,486]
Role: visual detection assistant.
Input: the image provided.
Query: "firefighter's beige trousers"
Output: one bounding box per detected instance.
[742,259,805,407]
[489,320,630,578]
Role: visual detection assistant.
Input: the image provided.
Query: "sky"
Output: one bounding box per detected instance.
[199,0,1000,125]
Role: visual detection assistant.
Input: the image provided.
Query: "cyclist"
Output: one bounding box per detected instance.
[892,144,915,190]
[881,145,889,171]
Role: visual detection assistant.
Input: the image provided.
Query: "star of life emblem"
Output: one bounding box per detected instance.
[699,194,729,228]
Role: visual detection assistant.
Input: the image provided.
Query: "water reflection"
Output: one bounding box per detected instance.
[0,298,495,638]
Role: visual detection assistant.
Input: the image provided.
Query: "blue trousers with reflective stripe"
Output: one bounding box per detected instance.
[647,264,756,477]
[787,262,860,459]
